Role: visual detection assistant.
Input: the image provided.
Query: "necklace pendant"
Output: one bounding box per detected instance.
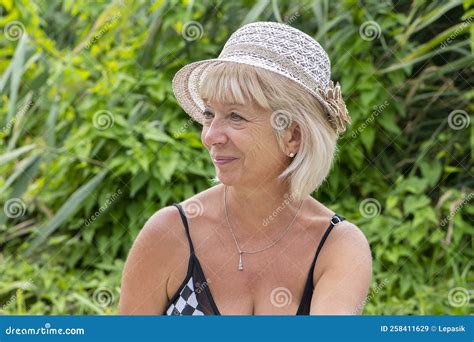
[238,252,243,271]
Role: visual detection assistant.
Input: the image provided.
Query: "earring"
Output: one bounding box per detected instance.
[289,153,295,158]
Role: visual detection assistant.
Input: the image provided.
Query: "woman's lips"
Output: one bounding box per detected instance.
[213,158,237,165]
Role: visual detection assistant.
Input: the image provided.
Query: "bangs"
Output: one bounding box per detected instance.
[198,62,271,110]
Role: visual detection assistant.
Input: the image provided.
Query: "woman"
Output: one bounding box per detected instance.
[119,21,372,315]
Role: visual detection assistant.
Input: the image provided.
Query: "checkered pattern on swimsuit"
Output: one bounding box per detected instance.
[166,277,205,315]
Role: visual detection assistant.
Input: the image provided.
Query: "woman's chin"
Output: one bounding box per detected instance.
[215,171,239,185]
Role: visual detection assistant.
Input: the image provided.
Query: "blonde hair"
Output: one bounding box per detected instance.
[199,62,339,202]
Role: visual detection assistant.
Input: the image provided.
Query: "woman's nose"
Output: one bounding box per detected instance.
[203,119,228,146]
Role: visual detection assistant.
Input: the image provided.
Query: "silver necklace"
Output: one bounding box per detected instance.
[224,185,304,271]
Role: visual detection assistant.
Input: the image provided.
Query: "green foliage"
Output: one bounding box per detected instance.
[0,0,472,314]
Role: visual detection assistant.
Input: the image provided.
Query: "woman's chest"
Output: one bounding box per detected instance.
[167,219,323,315]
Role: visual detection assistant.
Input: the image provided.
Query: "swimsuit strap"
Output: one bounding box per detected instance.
[296,213,345,315]
[172,203,195,255]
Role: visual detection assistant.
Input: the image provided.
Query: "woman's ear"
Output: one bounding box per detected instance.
[284,122,301,154]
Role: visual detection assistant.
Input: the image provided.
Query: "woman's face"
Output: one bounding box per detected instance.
[201,99,289,187]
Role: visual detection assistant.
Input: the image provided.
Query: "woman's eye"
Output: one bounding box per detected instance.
[230,112,244,121]
[203,110,214,119]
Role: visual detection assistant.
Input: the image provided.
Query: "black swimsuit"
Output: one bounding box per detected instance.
[165,203,345,315]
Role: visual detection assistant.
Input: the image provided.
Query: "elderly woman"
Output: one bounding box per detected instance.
[119,22,372,315]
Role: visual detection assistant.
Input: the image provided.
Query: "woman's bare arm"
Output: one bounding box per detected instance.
[118,206,183,315]
[309,221,373,315]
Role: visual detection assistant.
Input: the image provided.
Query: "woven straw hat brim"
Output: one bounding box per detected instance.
[172,57,343,130]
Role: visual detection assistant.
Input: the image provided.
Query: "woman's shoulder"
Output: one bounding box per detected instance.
[131,206,188,262]
[176,184,223,221]
[303,199,372,280]
[139,185,222,246]
[315,214,372,282]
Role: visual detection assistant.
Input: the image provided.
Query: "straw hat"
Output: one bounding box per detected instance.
[172,21,351,134]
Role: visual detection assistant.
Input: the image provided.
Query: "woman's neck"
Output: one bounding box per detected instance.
[221,182,306,239]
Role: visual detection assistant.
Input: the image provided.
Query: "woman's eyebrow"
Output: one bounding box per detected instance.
[203,101,244,107]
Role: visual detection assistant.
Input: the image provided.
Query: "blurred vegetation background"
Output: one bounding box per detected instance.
[0,0,473,314]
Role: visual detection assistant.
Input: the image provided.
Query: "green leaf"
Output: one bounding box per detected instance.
[6,34,30,123]
[241,0,269,25]
[70,293,104,314]
[0,154,40,194]
[143,129,173,143]
[419,160,442,187]
[378,111,401,135]
[25,169,108,255]
[399,177,429,194]
[158,152,180,181]
[360,126,376,152]
[403,195,431,215]
[0,144,36,166]
[130,171,149,198]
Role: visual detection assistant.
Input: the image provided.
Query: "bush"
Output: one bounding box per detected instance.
[0,0,472,314]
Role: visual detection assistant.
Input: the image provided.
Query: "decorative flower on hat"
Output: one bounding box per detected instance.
[316,81,352,134]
